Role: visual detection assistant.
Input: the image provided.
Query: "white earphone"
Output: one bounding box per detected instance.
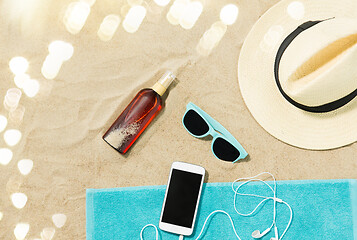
[252,227,271,238]
[140,172,293,240]
[232,172,292,240]
[253,225,278,240]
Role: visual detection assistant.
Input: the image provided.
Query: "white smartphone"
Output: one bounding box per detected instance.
[159,161,205,236]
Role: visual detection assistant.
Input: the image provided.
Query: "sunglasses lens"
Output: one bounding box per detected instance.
[213,137,240,162]
[183,110,209,136]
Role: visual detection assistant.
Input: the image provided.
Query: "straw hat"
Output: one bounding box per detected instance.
[238,0,357,150]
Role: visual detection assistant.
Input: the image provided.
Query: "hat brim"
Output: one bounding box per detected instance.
[238,0,357,150]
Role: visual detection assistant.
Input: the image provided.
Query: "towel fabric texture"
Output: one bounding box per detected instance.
[86,179,357,239]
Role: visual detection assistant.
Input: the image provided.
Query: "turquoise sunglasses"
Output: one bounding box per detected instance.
[182,102,248,163]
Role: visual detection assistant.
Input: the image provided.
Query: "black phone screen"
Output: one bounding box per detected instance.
[162,169,203,228]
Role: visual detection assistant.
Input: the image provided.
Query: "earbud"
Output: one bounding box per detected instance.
[252,228,271,238]
[270,225,279,240]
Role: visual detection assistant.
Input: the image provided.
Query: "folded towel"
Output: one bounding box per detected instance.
[86,179,357,239]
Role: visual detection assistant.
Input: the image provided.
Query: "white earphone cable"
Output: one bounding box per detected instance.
[232,172,277,231]
[277,200,293,240]
[140,224,159,240]
[194,210,241,240]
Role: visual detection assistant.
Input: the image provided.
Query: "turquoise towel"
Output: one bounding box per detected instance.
[86,179,357,239]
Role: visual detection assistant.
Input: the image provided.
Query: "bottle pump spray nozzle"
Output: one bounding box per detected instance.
[152,71,176,96]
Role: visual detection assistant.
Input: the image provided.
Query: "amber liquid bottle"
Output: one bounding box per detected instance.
[103,71,175,154]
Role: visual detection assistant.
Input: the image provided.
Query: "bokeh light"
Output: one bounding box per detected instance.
[64,1,91,34]
[0,211,3,221]
[48,41,74,61]
[259,25,284,52]
[11,193,28,209]
[14,73,30,89]
[287,1,305,20]
[0,148,13,165]
[0,115,8,132]
[179,1,203,29]
[43,41,73,80]
[14,223,29,240]
[41,227,55,240]
[4,129,22,146]
[52,213,67,228]
[98,15,121,41]
[154,0,171,6]
[9,57,29,75]
[23,79,40,98]
[166,0,190,25]
[220,4,239,25]
[4,88,22,110]
[41,55,63,80]
[123,5,147,33]
[196,21,227,56]
[9,105,26,124]
[17,159,33,176]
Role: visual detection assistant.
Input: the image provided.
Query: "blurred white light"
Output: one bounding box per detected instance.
[123,5,147,33]
[6,87,22,98]
[287,1,305,20]
[18,159,33,176]
[4,88,22,110]
[14,73,30,89]
[196,21,227,56]
[41,227,55,240]
[0,115,8,132]
[41,55,63,80]
[260,25,284,52]
[264,25,284,45]
[0,211,3,221]
[97,15,121,41]
[23,79,40,98]
[48,41,74,61]
[220,4,239,25]
[4,129,22,146]
[9,105,25,124]
[64,2,91,34]
[166,0,189,25]
[166,12,179,25]
[42,41,73,80]
[14,223,29,240]
[9,57,29,75]
[0,148,13,165]
[154,0,171,6]
[11,193,28,209]
[179,1,203,29]
[203,23,226,48]
[52,214,67,228]
[80,0,96,6]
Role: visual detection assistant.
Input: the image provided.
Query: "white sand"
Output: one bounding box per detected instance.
[104,122,140,149]
[0,0,356,239]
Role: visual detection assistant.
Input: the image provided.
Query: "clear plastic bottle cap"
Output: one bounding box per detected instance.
[158,71,176,88]
[152,71,176,96]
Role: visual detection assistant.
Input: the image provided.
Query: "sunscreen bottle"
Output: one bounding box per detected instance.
[103,71,175,154]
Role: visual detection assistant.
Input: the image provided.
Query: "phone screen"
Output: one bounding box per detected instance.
[161,169,203,228]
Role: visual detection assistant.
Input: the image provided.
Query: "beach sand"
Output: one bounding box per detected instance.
[0,0,356,238]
